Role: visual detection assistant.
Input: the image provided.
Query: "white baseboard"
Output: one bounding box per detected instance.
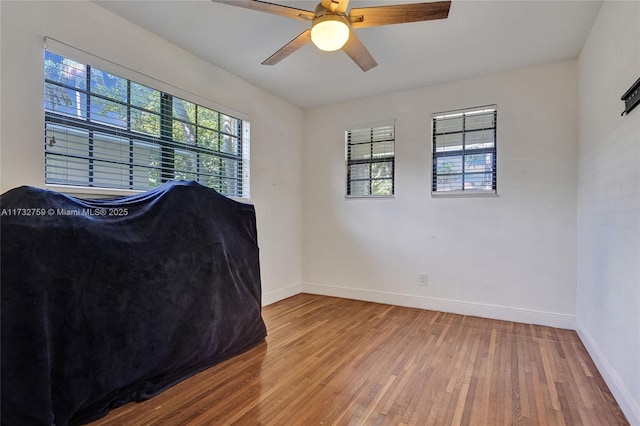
[577,321,640,426]
[301,282,577,329]
[262,283,302,306]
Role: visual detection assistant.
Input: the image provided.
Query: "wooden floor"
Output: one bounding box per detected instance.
[91,294,628,425]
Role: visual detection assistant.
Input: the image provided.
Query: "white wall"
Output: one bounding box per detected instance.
[0,1,303,305]
[302,61,579,328]
[577,1,640,424]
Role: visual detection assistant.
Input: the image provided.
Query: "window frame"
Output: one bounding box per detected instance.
[431,105,497,197]
[43,42,250,199]
[345,121,396,199]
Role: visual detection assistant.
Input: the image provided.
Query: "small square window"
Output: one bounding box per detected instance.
[432,106,497,196]
[345,122,395,198]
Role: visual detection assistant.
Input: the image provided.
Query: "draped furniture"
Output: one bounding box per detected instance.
[1,181,267,425]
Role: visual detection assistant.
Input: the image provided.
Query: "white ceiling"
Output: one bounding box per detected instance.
[94,0,602,109]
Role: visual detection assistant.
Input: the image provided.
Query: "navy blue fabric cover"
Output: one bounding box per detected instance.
[1,181,266,425]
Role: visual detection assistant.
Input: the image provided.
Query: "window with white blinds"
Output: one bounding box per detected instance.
[44,49,250,198]
[432,105,497,196]
[345,122,395,198]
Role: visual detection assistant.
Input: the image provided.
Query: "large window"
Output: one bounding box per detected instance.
[345,122,395,198]
[432,105,497,195]
[44,50,250,197]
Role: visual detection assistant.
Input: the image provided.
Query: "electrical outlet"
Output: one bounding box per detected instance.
[418,274,428,286]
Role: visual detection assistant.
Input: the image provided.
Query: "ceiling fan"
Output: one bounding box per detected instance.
[211,0,451,71]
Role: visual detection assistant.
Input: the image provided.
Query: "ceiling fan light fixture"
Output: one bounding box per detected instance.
[310,15,350,52]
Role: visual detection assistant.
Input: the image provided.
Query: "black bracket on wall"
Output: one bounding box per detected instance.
[621,77,640,116]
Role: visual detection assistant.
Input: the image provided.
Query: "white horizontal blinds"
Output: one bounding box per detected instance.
[432,105,497,194]
[346,121,395,197]
[44,48,250,198]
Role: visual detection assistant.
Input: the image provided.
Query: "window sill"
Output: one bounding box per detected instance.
[345,195,395,200]
[46,184,143,199]
[431,191,498,198]
[46,184,251,203]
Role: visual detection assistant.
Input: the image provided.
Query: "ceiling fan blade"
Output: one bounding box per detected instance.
[211,0,314,21]
[321,0,350,13]
[342,29,377,72]
[262,29,312,66]
[350,1,451,28]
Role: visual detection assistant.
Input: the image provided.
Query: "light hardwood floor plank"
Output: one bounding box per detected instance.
[90,294,629,426]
